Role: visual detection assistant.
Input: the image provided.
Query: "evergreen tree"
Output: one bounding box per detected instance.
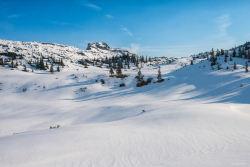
[50,64,54,74]
[233,49,236,57]
[57,65,60,72]
[238,47,242,58]
[84,62,88,68]
[217,64,221,70]
[157,66,162,81]
[233,62,237,70]
[109,68,114,75]
[226,66,229,70]
[245,62,249,73]
[15,61,18,68]
[11,60,14,68]
[211,48,214,57]
[61,58,65,66]
[224,56,227,62]
[40,58,45,70]
[245,43,249,50]
[141,55,144,63]
[23,64,27,72]
[128,61,130,69]
[136,57,139,67]
[216,48,220,56]
[109,59,112,67]
[190,60,193,65]
[225,50,228,57]
[230,56,233,61]
[116,63,122,76]
[221,49,224,55]
[136,68,144,83]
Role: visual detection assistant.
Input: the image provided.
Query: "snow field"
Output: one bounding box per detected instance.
[0,54,250,166]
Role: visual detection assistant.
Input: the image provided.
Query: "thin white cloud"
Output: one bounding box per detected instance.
[85,3,102,10]
[48,20,82,27]
[8,14,25,19]
[75,0,102,10]
[8,14,19,18]
[105,14,114,19]
[122,43,140,54]
[120,25,133,36]
[214,14,231,37]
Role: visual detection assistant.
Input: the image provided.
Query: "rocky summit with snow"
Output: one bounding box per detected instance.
[0,39,250,167]
[0,39,133,63]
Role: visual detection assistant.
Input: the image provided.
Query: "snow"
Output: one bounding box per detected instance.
[0,40,250,167]
[0,39,131,63]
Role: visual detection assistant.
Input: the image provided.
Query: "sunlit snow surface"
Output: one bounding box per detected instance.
[0,48,250,166]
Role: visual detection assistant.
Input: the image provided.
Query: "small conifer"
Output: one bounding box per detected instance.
[136,68,144,83]
[233,62,237,70]
[50,64,54,74]
[157,66,162,81]
[109,68,114,75]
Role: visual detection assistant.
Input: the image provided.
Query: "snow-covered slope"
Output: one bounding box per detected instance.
[0,39,133,63]
[0,40,250,167]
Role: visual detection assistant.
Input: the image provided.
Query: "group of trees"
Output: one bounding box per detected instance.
[135,66,163,87]
[83,53,152,70]
[207,44,250,72]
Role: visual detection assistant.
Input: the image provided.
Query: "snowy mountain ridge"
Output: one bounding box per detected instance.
[0,39,134,63]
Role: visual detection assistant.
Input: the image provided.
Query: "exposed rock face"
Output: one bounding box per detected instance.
[86,42,110,51]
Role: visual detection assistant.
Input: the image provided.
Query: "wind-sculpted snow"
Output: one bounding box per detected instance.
[0,41,250,166]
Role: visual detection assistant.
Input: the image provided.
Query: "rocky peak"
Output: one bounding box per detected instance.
[86,42,110,51]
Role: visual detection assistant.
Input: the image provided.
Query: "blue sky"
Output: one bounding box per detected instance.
[1,0,250,58]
